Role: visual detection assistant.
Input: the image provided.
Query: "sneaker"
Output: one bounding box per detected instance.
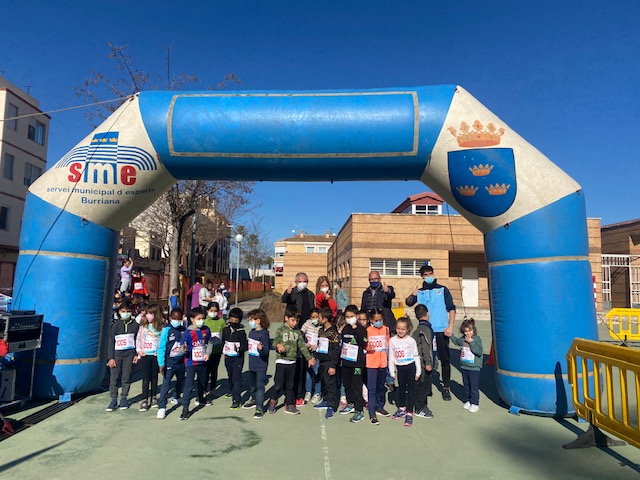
[314,401,329,410]
[139,400,149,412]
[376,407,390,417]
[285,405,301,415]
[350,411,365,423]
[106,399,117,412]
[243,400,256,410]
[370,415,380,426]
[311,393,322,404]
[442,388,452,401]
[118,398,129,410]
[469,404,480,413]
[386,383,395,392]
[170,397,179,405]
[415,407,434,419]
[404,414,413,427]
[296,398,307,407]
[304,392,312,402]
[180,410,189,420]
[391,408,406,420]
[463,401,471,410]
[325,407,335,419]
[156,408,166,419]
[224,393,233,398]
[339,396,347,406]
[340,404,355,415]
[150,398,158,408]
[253,409,264,420]
[268,399,277,414]
[230,402,240,410]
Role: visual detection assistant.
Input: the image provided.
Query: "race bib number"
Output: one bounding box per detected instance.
[248,338,260,357]
[114,333,135,351]
[211,331,222,345]
[394,343,414,365]
[306,331,318,348]
[143,335,160,353]
[134,282,143,291]
[460,345,474,364]
[341,343,359,362]
[369,335,387,352]
[192,345,205,362]
[169,341,182,357]
[223,341,239,356]
[317,337,329,354]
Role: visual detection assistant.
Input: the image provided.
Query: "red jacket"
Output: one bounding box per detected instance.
[315,292,337,317]
[132,276,148,296]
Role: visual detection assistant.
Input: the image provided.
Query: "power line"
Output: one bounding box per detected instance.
[0,95,134,122]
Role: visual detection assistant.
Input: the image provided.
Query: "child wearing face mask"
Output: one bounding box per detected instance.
[156,307,186,419]
[340,304,368,423]
[204,302,225,398]
[180,307,213,420]
[315,276,338,318]
[301,309,322,404]
[106,302,139,412]
[243,308,271,419]
[366,308,391,425]
[135,304,164,412]
[222,307,248,410]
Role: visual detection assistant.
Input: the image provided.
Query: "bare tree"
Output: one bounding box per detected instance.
[236,218,273,279]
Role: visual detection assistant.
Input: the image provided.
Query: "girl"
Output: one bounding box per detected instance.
[204,301,225,397]
[388,317,421,427]
[135,304,164,411]
[365,308,391,425]
[336,315,347,406]
[301,309,322,404]
[244,308,271,419]
[450,318,483,413]
[315,276,338,318]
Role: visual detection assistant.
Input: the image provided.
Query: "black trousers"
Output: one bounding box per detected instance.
[206,352,222,391]
[225,356,244,404]
[435,332,451,388]
[342,366,365,412]
[109,352,135,400]
[272,362,296,406]
[415,369,433,411]
[294,356,306,400]
[320,362,338,410]
[397,364,417,413]
[140,354,159,400]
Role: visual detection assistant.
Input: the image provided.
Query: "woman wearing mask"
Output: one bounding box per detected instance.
[315,275,338,318]
[333,280,349,316]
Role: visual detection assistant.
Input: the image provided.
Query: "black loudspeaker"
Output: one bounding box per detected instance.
[0,312,44,352]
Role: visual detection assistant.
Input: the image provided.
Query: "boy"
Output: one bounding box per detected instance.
[156,308,186,419]
[169,288,180,310]
[180,307,213,420]
[340,304,368,423]
[106,302,139,411]
[313,307,341,418]
[244,308,271,419]
[268,305,316,415]
[222,307,248,409]
[413,304,435,418]
[204,301,225,397]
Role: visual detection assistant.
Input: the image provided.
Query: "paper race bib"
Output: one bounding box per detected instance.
[306,331,318,347]
[341,343,359,362]
[211,331,222,345]
[134,282,143,291]
[248,338,260,357]
[169,341,183,358]
[317,337,329,354]
[394,343,414,365]
[143,335,160,354]
[369,335,387,352]
[114,333,135,351]
[192,345,205,362]
[460,345,475,364]
[223,341,239,356]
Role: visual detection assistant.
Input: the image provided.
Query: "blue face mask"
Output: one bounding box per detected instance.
[170,320,182,328]
[248,320,257,329]
[424,277,435,284]
[373,320,384,328]
[369,281,380,289]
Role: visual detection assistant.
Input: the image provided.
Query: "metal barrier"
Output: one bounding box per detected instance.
[606,308,640,341]
[565,338,639,448]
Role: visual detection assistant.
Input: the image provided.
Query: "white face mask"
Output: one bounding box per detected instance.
[297,282,308,291]
[346,317,357,326]
[195,319,205,328]
[207,312,217,319]
[320,287,329,294]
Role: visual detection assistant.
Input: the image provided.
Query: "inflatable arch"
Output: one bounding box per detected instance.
[13,86,596,415]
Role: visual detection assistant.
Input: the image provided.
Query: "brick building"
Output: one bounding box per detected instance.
[601,219,640,309]
[274,230,335,291]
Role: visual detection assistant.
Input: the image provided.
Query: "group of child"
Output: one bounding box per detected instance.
[107,299,483,424]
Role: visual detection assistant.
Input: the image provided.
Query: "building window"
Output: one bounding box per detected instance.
[318,246,327,254]
[0,206,9,231]
[27,120,46,146]
[3,153,14,180]
[23,163,42,186]
[6,104,18,131]
[305,246,315,253]
[414,205,440,215]
[370,259,428,277]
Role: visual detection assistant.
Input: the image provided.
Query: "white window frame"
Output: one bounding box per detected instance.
[27,120,46,146]
[305,246,315,253]
[369,259,428,277]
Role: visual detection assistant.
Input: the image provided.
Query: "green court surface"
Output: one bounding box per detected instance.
[0,303,638,480]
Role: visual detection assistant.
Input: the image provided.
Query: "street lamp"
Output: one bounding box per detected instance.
[234,233,243,306]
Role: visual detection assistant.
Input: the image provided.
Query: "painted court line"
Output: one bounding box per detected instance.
[318,410,333,480]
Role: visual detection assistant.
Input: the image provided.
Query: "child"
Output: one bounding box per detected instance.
[135,304,164,411]
[156,307,186,419]
[388,317,421,427]
[131,270,149,300]
[335,315,347,406]
[450,318,483,413]
[357,309,369,403]
[313,307,341,418]
[301,308,322,404]
[413,304,434,418]
[222,307,248,409]
[365,307,391,425]
[204,301,225,397]
[357,310,369,329]
[215,288,229,319]
[169,289,180,310]
[243,308,270,419]
[180,307,213,420]
[340,305,368,423]
[268,305,315,415]
[106,302,139,411]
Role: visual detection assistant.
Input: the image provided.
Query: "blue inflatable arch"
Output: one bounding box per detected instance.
[14,86,597,415]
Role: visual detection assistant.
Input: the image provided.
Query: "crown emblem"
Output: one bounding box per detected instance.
[456,185,479,196]
[448,120,505,147]
[485,184,510,195]
[469,164,493,176]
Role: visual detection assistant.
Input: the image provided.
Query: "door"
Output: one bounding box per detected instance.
[461,267,479,308]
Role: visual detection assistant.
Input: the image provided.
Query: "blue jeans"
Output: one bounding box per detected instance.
[249,370,267,411]
[305,356,321,395]
[158,362,185,409]
[367,367,387,417]
[461,369,480,405]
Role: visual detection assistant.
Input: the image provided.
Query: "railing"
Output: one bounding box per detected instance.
[565,338,640,448]
[606,308,640,341]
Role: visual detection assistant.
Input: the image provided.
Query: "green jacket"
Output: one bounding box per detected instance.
[450,334,483,371]
[274,324,311,362]
[204,317,226,353]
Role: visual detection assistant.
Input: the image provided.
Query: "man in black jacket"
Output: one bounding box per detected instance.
[361,270,396,333]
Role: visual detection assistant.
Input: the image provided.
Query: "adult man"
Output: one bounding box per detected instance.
[361,271,397,333]
[405,265,456,401]
[119,258,133,293]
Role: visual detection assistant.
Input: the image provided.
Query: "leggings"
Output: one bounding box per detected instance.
[140,354,159,400]
[396,364,417,413]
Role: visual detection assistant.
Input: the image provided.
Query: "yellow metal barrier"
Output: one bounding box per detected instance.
[566,338,640,448]
[606,308,640,341]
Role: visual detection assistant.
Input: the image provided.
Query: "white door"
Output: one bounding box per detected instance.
[461,267,479,308]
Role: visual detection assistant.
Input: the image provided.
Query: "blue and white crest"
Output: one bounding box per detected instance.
[448,148,516,217]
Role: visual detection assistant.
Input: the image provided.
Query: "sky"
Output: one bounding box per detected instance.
[3,0,639,245]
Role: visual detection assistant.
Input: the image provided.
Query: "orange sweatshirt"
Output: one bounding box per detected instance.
[365,324,390,369]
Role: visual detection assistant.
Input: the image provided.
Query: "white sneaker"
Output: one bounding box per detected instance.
[469,404,480,413]
[170,397,178,405]
[340,396,347,406]
[156,408,166,419]
[311,393,322,404]
[463,402,471,410]
[304,392,312,402]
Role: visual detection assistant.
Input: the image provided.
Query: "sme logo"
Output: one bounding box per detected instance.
[56,132,157,186]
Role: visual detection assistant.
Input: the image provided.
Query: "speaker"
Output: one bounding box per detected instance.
[0,312,44,352]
